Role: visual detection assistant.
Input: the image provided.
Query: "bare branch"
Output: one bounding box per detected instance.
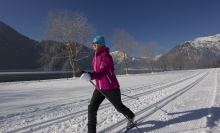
[39,9,95,76]
[112,29,137,74]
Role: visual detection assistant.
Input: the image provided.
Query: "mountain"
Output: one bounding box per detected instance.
[0,21,93,71]
[110,51,150,69]
[110,50,163,69]
[110,34,220,70]
[168,34,220,61]
[1,20,219,70]
[0,21,41,70]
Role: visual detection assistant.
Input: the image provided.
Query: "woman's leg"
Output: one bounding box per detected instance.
[88,89,105,133]
[103,89,135,119]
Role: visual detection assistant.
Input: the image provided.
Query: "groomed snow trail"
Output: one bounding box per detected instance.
[0,69,219,133]
[122,69,220,133]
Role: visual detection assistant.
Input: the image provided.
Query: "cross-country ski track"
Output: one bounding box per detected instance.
[0,68,219,133]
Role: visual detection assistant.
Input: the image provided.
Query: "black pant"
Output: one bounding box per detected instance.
[88,88,135,133]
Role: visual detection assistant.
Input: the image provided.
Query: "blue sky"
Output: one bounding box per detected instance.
[1,0,220,52]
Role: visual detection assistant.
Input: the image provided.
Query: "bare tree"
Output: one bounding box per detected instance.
[174,55,184,70]
[158,48,170,71]
[139,58,147,71]
[191,59,197,69]
[38,9,95,77]
[110,51,122,70]
[140,42,157,73]
[184,58,190,69]
[158,48,174,71]
[210,59,220,68]
[198,58,208,69]
[184,58,197,70]
[112,29,137,75]
[167,53,174,71]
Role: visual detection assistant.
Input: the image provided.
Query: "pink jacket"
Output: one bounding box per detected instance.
[90,47,120,90]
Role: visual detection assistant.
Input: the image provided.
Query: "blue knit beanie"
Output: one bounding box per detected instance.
[93,36,105,46]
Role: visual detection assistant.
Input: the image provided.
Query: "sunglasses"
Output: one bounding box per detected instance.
[92,42,100,45]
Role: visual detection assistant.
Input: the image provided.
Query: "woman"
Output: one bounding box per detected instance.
[80,36,135,133]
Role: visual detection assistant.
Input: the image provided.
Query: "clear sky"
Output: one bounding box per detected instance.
[1,0,220,52]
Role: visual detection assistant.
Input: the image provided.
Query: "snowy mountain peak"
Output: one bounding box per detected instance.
[153,54,163,61]
[110,51,127,57]
[110,51,125,64]
[131,56,139,61]
[169,34,220,61]
[190,34,220,49]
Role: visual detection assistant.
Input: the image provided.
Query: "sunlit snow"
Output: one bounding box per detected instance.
[0,68,220,133]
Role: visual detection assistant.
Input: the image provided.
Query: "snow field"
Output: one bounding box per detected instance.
[0,68,219,133]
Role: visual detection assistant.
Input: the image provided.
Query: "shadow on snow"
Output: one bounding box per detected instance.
[139,107,220,132]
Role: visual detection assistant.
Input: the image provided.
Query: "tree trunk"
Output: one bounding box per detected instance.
[179,64,181,70]
[73,61,77,77]
[125,62,128,75]
[123,53,128,75]
[150,62,153,73]
[164,65,167,71]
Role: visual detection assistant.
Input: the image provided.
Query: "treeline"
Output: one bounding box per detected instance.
[114,54,220,73]
[208,59,220,68]
[157,54,220,71]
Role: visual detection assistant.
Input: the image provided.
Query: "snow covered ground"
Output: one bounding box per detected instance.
[0,68,220,133]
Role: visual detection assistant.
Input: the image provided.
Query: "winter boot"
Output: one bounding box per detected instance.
[127,116,135,129]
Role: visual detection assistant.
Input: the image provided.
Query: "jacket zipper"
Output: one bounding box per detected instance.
[110,70,112,75]
[99,80,101,89]
[106,76,112,83]
[94,52,97,71]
